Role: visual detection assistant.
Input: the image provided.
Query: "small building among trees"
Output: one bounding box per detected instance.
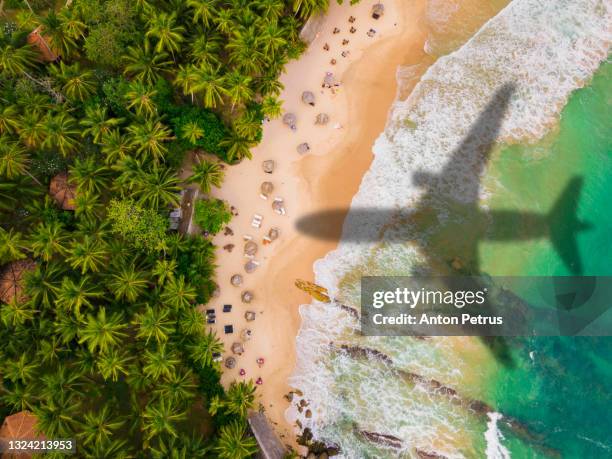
[27,26,60,62]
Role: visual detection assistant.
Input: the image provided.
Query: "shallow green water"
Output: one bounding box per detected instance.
[479,61,612,457]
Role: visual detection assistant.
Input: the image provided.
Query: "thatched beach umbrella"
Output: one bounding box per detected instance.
[268,227,280,241]
[244,260,259,273]
[245,311,256,321]
[371,3,384,19]
[297,142,310,154]
[315,113,330,125]
[282,113,297,130]
[231,342,244,355]
[225,357,236,369]
[244,240,258,256]
[230,274,243,286]
[240,329,252,341]
[241,290,254,303]
[302,91,316,106]
[260,181,274,197]
[262,160,275,174]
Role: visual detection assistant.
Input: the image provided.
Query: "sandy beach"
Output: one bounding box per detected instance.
[207,0,430,447]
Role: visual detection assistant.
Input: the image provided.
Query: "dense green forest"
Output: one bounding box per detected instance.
[0,0,342,456]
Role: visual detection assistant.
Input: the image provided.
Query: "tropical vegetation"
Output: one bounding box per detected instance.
[0,0,346,456]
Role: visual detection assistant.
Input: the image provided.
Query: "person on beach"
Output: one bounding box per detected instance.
[323,43,329,51]
[333,27,340,34]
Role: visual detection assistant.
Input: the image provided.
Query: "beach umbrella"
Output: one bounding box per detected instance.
[272,198,286,215]
[244,260,259,273]
[297,142,310,154]
[262,160,275,174]
[240,329,252,341]
[268,227,280,241]
[225,357,236,369]
[315,113,330,125]
[282,113,297,129]
[231,342,245,355]
[260,181,274,196]
[323,72,336,87]
[241,290,254,303]
[244,240,258,256]
[231,274,243,286]
[245,311,256,321]
[302,91,316,106]
[371,3,385,19]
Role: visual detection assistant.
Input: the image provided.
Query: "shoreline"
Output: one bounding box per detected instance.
[209,0,429,447]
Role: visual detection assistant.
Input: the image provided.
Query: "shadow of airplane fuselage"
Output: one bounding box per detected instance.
[295,83,591,366]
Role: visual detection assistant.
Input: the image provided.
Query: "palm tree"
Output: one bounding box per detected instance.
[224,70,254,109]
[143,343,180,380]
[57,8,86,41]
[214,9,234,35]
[187,0,217,26]
[78,406,125,447]
[4,353,39,383]
[153,369,197,404]
[1,382,37,412]
[29,221,69,262]
[50,61,96,102]
[55,275,103,316]
[142,398,187,441]
[1,299,36,327]
[255,72,284,97]
[66,235,108,274]
[78,307,127,354]
[0,44,38,77]
[224,381,256,419]
[80,105,124,144]
[255,0,285,21]
[176,64,227,109]
[187,329,223,368]
[125,81,158,118]
[123,42,172,85]
[145,12,185,56]
[133,305,175,344]
[258,23,287,59]
[151,258,176,286]
[0,227,26,262]
[214,420,258,459]
[126,118,173,163]
[23,262,63,308]
[96,348,132,381]
[0,138,42,185]
[100,129,132,164]
[160,275,197,310]
[69,156,110,194]
[0,105,20,135]
[41,111,79,156]
[108,264,148,302]
[189,33,222,67]
[178,306,205,336]
[261,95,283,119]
[188,159,224,194]
[18,111,45,149]
[74,190,102,222]
[39,11,77,57]
[234,111,262,141]
[292,0,328,18]
[33,395,79,438]
[220,133,255,162]
[132,165,180,209]
[226,27,263,75]
[180,121,205,144]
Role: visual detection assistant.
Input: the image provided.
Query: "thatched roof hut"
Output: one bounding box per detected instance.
[49,172,77,210]
[260,181,274,198]
[315,113,330,125]
[0,260,35,305]
[268,227,280,241]
[224,357,236,369]
[27,26,59,62]
[231,342,245,355]
[302,91,316,106]
[240,328,252,341]
[323,72,336,88]
[371,3,385,19]
[241,290,254,303]
[282,113,297,130]
[0,411,45,458]
[244,260,259,273]
[245,310,256,321]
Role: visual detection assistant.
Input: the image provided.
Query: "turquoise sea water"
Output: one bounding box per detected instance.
[480,62,612,457]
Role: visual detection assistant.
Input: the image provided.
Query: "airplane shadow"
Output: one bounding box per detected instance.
[295,83,591,367]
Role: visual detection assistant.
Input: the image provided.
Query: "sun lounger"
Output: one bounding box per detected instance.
[224,325,234,334]
[212,352,222,362]
[207,318,216,324]
[223,304,232,313]
[206,309,215,315]
[251,214,263,228]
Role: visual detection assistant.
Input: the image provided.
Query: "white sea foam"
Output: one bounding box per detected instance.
[289,0,610,457]
[485,413,511,459]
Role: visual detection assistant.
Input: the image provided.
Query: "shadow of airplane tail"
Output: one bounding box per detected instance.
[548,177,592,275]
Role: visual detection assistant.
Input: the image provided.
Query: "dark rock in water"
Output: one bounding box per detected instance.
[359,430,402,449]
[338,344,394,365]
[294,389,304,397]
[305,409,312,418]
[295,419,302,429]
[284,392,294,402]
[306,453,316,459]
[416,449,448,459]
[299,399,308,407]
[297,427,313,444]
